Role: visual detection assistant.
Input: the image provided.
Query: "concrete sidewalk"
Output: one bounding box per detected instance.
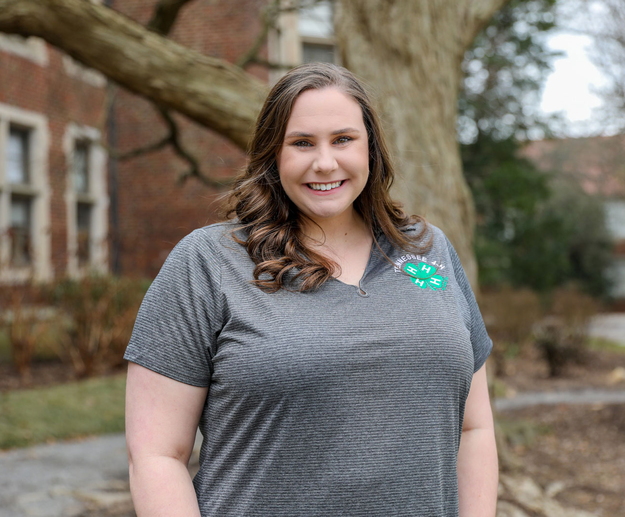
[0,434,131,517]
[588,313,625,346]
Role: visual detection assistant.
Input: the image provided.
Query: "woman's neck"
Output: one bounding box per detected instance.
[301,210,369,248]
[301,210,373,269]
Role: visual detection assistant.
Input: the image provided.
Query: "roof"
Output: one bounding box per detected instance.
[521,134,625,198]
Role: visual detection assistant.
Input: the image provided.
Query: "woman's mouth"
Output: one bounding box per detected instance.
[307,181,343,191]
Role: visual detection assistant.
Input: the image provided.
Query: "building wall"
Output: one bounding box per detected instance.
[0,35,107,280]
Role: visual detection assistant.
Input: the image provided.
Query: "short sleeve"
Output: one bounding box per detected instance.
[445,236,492,373]
[124,229,224,387]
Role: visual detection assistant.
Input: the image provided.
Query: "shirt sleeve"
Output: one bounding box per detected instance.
[444,236,492,373]
[124,228,224,387]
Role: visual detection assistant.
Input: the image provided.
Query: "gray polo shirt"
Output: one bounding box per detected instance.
[125,221,492,517]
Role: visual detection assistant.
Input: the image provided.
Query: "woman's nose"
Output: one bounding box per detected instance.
[312,145,338,174]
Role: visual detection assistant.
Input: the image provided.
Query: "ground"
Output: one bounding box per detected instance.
[497,344,625,517]
[1,342,625,517]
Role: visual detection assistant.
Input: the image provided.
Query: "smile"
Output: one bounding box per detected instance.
[307,181,343,191]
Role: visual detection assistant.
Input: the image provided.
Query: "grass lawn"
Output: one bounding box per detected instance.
[0,373,126,450]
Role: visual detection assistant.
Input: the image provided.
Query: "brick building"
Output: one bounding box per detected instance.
[0,0,335,281]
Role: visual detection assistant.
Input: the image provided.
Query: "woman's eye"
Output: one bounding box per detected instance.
[334,136,352,144]
[292,140,313,147]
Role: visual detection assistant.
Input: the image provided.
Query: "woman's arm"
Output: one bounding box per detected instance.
[457,364,498,517]
[125,362,208,517]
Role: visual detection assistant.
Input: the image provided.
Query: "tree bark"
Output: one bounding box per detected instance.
[336,0,508,284]
[0,0,266,150]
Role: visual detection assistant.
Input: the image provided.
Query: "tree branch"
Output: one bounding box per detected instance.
[237,0,281,69]
[0,0,266,150]
[110,136,171,161]
[147,0,196,36]
[156,107,233,188]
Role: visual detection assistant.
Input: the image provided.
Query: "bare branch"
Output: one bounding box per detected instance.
[147,0,196,36]
[245,56,298,70]
[237,0,281,69]
[111,136,171,161]
[156,107,232,188]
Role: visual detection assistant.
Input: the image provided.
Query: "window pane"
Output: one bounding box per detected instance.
[73,142,90,193]
[10,195,32,267]
[299,1,334,39]
[7,127,30,185]
[605,200,625,240]
[302,42,335,64]
[77,202,92,266]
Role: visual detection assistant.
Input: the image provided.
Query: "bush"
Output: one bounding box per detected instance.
[480,285,602,378]
[479,286,542,376]
[533,286,601,377]
[0,284,49,382]
[44,275,149,377]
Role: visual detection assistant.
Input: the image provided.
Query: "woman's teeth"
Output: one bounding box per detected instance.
[308,181,343,191]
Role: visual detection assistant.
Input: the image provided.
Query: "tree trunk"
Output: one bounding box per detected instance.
[0,0,266,150]
[336,0,508,284]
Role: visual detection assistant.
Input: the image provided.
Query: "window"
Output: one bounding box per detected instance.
[605,199,625,241]
[302,42,335,64]
[7,127,34,267]
[64,124,108,276]
[299,1,335,64]
[269,0,336,83]
[0,104,51,282]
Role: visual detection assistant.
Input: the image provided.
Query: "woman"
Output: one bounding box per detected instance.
[125,62,498,516]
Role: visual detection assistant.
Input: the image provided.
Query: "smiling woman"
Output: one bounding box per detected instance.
[124,63,498,517]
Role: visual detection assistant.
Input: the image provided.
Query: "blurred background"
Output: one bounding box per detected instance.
[0,1,624,516]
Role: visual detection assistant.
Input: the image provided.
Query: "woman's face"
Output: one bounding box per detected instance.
[277,87,369,228]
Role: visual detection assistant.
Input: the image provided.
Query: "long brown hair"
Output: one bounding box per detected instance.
[225,62,430,292]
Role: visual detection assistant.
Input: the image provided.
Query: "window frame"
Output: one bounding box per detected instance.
[63,123,109,277]
[0,103,51,282]
[268,0,337,84]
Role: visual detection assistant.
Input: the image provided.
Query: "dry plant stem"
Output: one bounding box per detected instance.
[51,277,146,378]
[1,285,42,382]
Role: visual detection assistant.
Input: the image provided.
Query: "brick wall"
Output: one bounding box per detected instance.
[110,0,269,278]
[0,41,107,277]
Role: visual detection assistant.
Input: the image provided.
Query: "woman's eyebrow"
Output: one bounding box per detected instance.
[285,128,361,138]
[285,131,314,138]
[331,127,361,135]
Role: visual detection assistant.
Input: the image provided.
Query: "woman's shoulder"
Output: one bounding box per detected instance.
[165,220,244,263]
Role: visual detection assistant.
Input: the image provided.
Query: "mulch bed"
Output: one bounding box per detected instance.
[498,345,625,516]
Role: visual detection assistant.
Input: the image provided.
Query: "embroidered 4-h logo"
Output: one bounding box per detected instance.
[402,261,448,291]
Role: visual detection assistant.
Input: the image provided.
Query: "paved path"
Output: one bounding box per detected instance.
[588,313,625,346]
[494,388,625,411]
[0,434,131,517]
